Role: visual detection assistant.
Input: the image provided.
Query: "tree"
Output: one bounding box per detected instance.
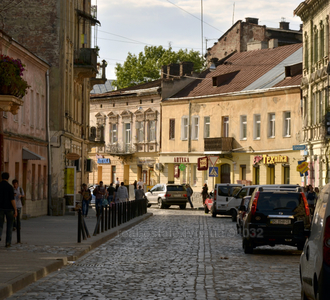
[112,46,205,89]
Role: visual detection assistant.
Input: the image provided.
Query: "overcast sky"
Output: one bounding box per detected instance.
[92,0,303,80]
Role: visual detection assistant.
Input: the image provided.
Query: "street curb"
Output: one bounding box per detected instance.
[0,212,153,300]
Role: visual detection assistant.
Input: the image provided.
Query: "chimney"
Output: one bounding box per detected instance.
[167,63,180,78]
[180,62,194,77]
[299,24,303,32]
[161,65,167,79]
[268,39,278,49]
[279,21,290,30]
[245,17,259,25]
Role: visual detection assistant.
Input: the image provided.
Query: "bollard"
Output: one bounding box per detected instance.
[104,205,108,231]
[78,208,82,243]
[108,203,111,229]
[101,205,104,233]
[16,210,21,243]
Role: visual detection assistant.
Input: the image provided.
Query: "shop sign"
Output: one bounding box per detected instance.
[174,157,190,163]
[262,155,288,165]
[198,156,208,170]
[179,164,186,171]
[97,158,110,164]
[293,145,306,151]
[297,161,309,176]
[254,155,262,164]
[65,167,75,195]
[174,165,180,178]
[96,154,104,159]
[66,153,80,160]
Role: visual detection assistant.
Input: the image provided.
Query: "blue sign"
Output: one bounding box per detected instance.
[209,167,218,177]
[293,145,306,151]
[298,160,308,177]
[97,158,110,164]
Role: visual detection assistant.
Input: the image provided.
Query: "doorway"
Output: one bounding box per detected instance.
[221,164,231,183]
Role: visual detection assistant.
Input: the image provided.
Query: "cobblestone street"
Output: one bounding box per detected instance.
[8,207,301,300]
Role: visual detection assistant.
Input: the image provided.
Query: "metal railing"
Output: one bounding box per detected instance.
[78,199,147,243]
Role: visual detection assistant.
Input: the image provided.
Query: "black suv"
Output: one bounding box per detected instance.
[242,187,311,254]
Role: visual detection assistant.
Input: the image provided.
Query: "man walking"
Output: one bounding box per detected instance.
[186,184,194,209]
[135,185,145,200]
[116,182,129,202]
[0,172,17,247]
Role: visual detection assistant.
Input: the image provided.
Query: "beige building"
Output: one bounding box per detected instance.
[294,0,330,188]
[1,1,106,213]
[159,44,304,196]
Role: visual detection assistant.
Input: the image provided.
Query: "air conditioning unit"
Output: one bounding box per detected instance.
[155,163,164,171]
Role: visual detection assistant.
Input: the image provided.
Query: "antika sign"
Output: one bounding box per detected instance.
[262,155,288,164]
[174,157,190,163]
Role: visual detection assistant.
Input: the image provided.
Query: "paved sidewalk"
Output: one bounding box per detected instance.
[0,207,153,300]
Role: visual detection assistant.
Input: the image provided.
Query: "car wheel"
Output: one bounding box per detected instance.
[231,210,237,222]
[204,205,209,214]
[179,203,186,209]
[212,210,217,218]
[297,242,304,251]
[158,198,165,209]
[243,238,253,254]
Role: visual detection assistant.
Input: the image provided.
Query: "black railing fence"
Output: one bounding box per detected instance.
[78,199,147,243]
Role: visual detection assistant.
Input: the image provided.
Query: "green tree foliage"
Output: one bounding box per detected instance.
[113,46,205,89]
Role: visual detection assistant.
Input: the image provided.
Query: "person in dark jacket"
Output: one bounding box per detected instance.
[186,184,194,209]
[0,172,17,247]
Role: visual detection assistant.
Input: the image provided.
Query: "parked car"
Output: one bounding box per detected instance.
[145,184,188,209]
[242,186,311,254]
[300,183,330,300]
[236,196,252,235]
[210,184,244,220]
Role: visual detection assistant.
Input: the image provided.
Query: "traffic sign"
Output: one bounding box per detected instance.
[209,167,218,177]
[209,156,219,166]
[293,145,306,151]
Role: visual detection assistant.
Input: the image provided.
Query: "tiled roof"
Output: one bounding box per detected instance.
[91,80,162,99]
[170,43,302,99]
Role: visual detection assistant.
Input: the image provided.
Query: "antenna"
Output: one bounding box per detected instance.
[232,2,235,25]
[201,0,204,56]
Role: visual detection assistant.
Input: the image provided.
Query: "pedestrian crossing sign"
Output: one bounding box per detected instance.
[209,167,218,177]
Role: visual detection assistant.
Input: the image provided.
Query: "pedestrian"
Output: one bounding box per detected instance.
[12,179,24,230]
[79,183,91,217]
[201,183,208,206]
[137,178,144,190]
[304,186,308,198]
[185,184,194,209]
[133,180,137,191]
[307,185,316,214]
[116,182,129,202]
[135,185,145,200]
[94,181,106,214]
[107,183,115,205]
[314,187,320,206]
[0,172,17,247]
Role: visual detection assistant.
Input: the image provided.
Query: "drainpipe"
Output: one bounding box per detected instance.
[188,100,191,153]
[46,69,52,215]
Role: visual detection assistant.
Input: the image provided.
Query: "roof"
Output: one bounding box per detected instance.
[90,80,115,94]
[170,43,302,99]
[91,79,162,99]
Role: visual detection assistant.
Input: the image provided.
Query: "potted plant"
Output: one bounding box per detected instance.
[0,54,30,98]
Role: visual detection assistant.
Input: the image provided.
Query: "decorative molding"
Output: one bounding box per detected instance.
[0,95,24,115]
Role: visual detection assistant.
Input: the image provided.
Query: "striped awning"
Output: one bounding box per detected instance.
[22,148,45,160]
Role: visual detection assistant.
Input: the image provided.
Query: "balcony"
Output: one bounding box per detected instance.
[204,137,233,152]
[74,48,98,82]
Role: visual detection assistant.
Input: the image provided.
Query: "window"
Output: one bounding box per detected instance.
[268,113,275,137]
[222,116,229,137]
[204,116,210,138]
[253,114,261,140]
[181,117,188,140]
[283,111,291,137]
[240,165,246,180]
[312,93,317,125]
[148,120,156,141]
[283,166,290,184]
[192,116,199,140]
[240,115,247,140]
[110,123,117,144]
[112,166,116,183]
[169,119,175,140]
[124,123,131,152]
[136,121,144,143]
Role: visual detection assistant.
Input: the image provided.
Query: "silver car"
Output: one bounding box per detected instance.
[145,184,188,209]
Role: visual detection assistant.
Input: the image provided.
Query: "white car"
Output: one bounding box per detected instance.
[300,183,330,300]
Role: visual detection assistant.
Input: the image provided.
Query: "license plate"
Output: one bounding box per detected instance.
[270,219,291,225]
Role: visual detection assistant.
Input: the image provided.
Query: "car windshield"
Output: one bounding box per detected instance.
[232,186,242,196]
[256,192,304,215]
[218,186,240,197]
[167,185,185,191]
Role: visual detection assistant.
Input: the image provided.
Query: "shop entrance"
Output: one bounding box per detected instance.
[124,165,129,185]
[220,164,231,183]
[267,165,275,184]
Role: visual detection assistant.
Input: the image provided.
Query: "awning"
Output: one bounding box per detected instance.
[22,148,45,161]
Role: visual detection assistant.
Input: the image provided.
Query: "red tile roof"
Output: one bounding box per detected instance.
[170,43,302,99]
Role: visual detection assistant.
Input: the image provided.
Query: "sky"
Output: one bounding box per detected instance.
[92,0,304,80]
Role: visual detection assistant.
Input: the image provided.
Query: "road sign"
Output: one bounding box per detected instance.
[209,167,218,177]
[297,160,309,177]
[209,156,219,166]
[293,145,306,151]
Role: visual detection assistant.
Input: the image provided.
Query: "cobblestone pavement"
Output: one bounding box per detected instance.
[8,207,301,300]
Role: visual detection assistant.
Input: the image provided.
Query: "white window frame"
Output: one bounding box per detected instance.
[181,116,188,140]
[124,123,131,152]
[192,116,199,140]
[240,115,247,140]
[148,120,156,142]
[268,113,275,138]
[253,114,261,140]
[110,123,118,144]
[204,116,210,138]
[223,116,229,137]
[283,111,291,137]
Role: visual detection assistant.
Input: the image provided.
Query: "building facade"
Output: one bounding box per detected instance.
[1,0,106,213]
[295,0,330,188]
[0,30,50,217]
[159,44,304,198]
